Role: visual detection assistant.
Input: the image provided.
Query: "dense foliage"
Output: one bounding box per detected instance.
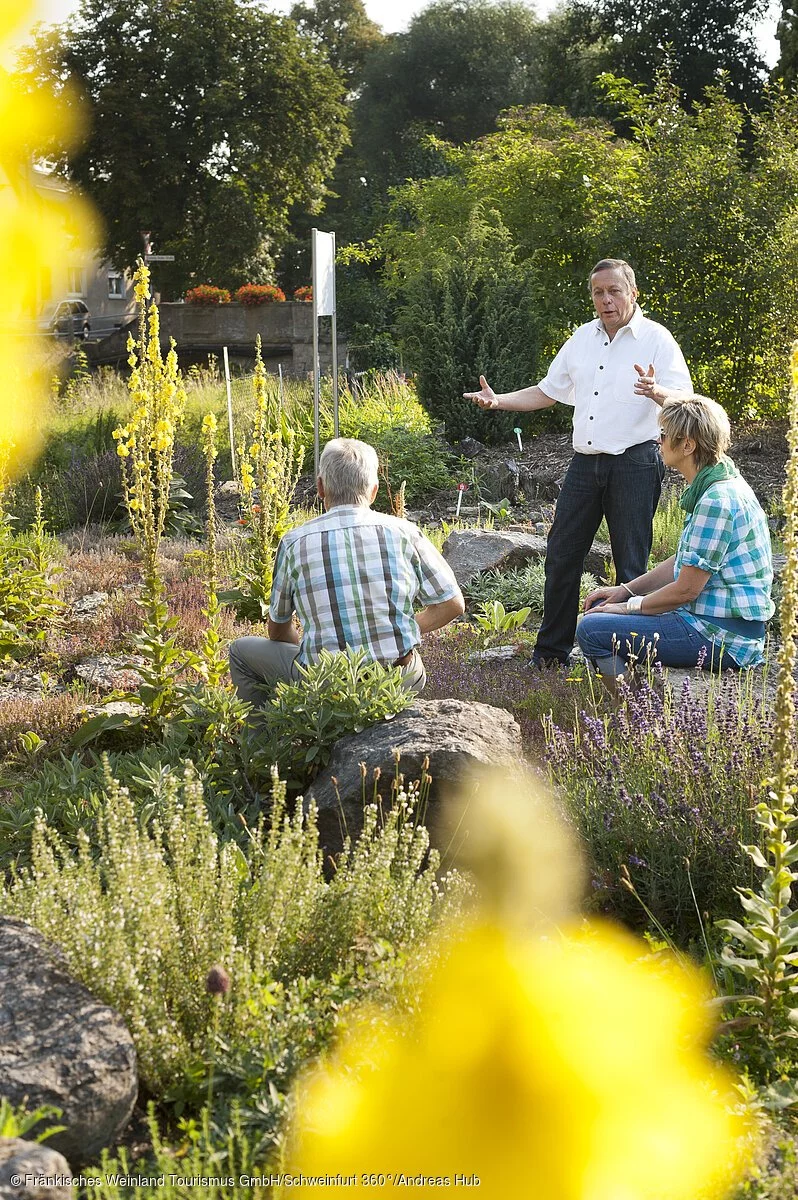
[375,85,798,421]
[20,0,349,294]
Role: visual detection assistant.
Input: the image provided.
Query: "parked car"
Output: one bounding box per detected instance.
[40,299,91,339]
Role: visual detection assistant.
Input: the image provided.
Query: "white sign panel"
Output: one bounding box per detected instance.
[312,229,336,316]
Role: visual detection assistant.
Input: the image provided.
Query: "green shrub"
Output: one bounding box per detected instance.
[395,208,543,445]
[256,648,412,785]
[465,561,598,614]
[3,760,466,1107]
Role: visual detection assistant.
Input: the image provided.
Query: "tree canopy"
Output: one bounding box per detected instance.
[290,0,384,87]
[569,0,770,107]
[352,0,545,188]
[20,0,349,294]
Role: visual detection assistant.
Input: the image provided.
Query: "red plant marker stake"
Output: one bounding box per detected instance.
[456,482,467,518]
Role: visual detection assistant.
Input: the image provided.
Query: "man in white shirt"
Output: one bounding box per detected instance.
[464,258,692,667]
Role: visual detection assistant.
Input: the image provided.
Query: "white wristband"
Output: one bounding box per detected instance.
[619,582,635,598]
[626,594,644,613]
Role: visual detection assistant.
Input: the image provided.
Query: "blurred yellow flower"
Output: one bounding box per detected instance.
[0,6,94,477]
[286,921,749,1200]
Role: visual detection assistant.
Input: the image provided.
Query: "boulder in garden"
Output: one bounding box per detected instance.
[442,527,611,587]
[304,699,524,855]
[0,1139,74,1200]
[0,920,137,1166]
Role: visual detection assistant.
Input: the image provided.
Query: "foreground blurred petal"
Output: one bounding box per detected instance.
[286,923,750,1200]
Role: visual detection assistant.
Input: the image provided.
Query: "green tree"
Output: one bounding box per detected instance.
[569,0,770,107]
[19,0,349,294]
[352,0,546,190]
[380,106,641,364]
[776,2,798,84]
[602,75,798,417]
[290,0,384,87]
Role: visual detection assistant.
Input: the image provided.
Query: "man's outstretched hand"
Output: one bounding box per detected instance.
[463,375,499,410]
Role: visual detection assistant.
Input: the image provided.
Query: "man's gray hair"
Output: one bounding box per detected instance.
[589,258,637,292]
[319,437,379,506]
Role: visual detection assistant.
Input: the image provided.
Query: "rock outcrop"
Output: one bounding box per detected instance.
[0,920,137,1166]
[305,699,524,855]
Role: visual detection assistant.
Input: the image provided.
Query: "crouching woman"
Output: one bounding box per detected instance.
[577,394,773,680]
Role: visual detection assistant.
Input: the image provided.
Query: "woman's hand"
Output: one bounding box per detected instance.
[583,585,628,612]
[587,601,630,615]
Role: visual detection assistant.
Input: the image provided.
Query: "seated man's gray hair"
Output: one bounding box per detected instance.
[319,437,380,505]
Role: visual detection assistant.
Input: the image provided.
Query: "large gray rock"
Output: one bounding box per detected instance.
[0,920,137,1166]
[442,527,611,587]
[480,457,520,502]
[305,699,524,854]
[0,1139,73,1200]
[442,528,548,587]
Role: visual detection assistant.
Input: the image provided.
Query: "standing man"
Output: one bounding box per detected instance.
[228,437,465,703]
[464,258,692,667]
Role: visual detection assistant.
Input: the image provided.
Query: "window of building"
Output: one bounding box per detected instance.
[107,271,125,299]
[67,266,84,295]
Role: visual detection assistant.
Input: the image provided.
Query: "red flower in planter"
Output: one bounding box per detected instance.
[235,283,286,307]
[293,285,313,303]
[185,285,231,305]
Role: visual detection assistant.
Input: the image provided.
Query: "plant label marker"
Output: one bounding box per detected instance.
[514,426,523,452]
[456,482,467,517]
[223,345,236,482]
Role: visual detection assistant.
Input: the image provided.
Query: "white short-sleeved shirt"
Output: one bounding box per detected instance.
[537,306,692,455]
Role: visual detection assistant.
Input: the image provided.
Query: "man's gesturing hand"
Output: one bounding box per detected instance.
[633,362,669,406]
[463,375,499,409]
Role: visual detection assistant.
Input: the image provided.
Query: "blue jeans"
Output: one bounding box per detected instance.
[576,610,741,675]
[534,442,665,664]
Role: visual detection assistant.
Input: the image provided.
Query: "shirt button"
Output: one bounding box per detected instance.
[587,440,592,445]
[604,341,608,346]
[599,365,604,370]
[589,415,594,420]
[594,390,598,396]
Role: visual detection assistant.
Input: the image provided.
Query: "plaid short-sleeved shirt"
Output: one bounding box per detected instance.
[674,476,774,668]
[270,505,460,667]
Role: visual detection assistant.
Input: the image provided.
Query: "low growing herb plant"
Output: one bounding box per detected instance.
[465,561,598,614]
[718,341,798,1092]
[255,647,412,785]
[545,674,770,939]
[2,759,466,1126]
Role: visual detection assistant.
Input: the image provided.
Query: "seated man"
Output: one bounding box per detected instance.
[229,437,465,704]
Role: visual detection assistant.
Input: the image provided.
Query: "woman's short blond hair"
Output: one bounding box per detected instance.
[659,394,731,471]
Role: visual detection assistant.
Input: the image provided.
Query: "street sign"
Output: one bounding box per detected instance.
[144,254,175,262]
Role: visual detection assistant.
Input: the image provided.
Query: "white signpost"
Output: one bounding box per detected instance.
[311,229,338,477]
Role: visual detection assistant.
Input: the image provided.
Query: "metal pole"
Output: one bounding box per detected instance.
[223,345,236,481]
[312,229,320,479]
[331,231,339,439]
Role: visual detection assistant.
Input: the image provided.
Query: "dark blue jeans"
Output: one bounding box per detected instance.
[534,441,665,664]
[576,610,740,675]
